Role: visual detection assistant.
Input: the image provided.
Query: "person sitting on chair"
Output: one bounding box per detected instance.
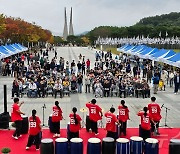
[54,80,63,98]
[28,80,37,97]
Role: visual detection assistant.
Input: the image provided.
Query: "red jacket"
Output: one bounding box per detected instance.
[11,103,23,122]
[138,112,151,130]
[118,106,129,122]
[105,112,118,132]
[29,116,41,135]
[69,113,82,132]
[52,106,63,122]
[148,103,162,121]
[86,103,102,122]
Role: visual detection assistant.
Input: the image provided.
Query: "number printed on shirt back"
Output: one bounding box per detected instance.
[152,107,157,113]
[106,117,112,123]
[91,108,96,114]
[143,117,149,123]
[30,122,36,128]
[53,111,58,116]
[119,110,125,115]
[70,118,75,125]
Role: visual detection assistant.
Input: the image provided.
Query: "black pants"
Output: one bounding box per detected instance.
[85,84,90,93]
[144,89,150,98]
[141,128,151,141]
[82,68,86,75]
[151,121,159,132]
[52,121,60,134]
[12,89,19,98]
[119,120,127,136]
[119,90,126,98]
[104,90,110,97]
[90,120,98,134]
[13,120,22,137]
[54,90,62,98]
[174,83,179,93]
[107,131,117,140]
[69,131,79,140]
[27,133,40,149]
[135,90,144,98]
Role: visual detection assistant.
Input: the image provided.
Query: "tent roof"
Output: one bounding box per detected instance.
[167,53,180,62]
[151,49,168,58]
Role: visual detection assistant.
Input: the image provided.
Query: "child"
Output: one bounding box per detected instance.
[159,79,164,91]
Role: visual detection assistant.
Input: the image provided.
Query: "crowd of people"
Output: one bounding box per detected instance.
[0,46,179,99]
[11,96,161,150]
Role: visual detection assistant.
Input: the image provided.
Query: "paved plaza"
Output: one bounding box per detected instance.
[0,47,180,129]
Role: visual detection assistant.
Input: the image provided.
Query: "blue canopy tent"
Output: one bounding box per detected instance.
[166,53,180,62]
[136,47,153,58]
[131,45,148,55]
[150,49,168,61]
[3,45,19,54]
[0,43,28,60]
[12,43,27,51]
[118,44,129,50]
[0,46,11,58]
[126,45,138,54]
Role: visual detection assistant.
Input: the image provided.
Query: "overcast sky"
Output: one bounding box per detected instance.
[0,0,179,35]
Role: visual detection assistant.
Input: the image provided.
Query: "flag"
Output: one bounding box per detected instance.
[159,31,161,37]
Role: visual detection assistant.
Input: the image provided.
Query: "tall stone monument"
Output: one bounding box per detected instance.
[63,7,68,41]
[69,7,74,36]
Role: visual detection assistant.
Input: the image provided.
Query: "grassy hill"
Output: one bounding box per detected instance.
[135,12,180,27]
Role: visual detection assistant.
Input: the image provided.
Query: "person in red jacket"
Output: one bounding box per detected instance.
[137,107,154,141]
[69,107,82,139]
[86,99,102,135]
[11,98,25,140]
[105,107,119,140]
[148,97,162,135]
[26,109,41,150]
[52,101,63,137]
[86,59,90,70]
[118,100,129,136]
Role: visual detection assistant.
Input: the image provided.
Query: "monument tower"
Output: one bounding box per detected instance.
[63,7,68,41]
[69,7,74,36]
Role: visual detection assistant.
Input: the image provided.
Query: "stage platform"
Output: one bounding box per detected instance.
[0,128,179,154]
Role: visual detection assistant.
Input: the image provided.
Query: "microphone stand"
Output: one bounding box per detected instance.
[42,104,46,127]
[161,105,172,129]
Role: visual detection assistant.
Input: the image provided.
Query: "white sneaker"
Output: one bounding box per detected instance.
[95,133,99,136]
[53,134,57,138]
[12,135,18,140]
[36,148,40,151]
[26,147,30,150]
[57,134,60,137]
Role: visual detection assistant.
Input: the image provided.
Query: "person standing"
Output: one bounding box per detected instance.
[152,71,160,94]
[174,71,180,94]
[26,109,41,150]
[77,73,83,93]
[69,107,82,139]
[85,74,91,93]
[137,107,153,141]
[11,98,25,139]
[86,99,103,135]
[82,60,86,75]
[105,107,119,140]
[118,100,129,136]
[52,101,63,137]
[148,97,161,135]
